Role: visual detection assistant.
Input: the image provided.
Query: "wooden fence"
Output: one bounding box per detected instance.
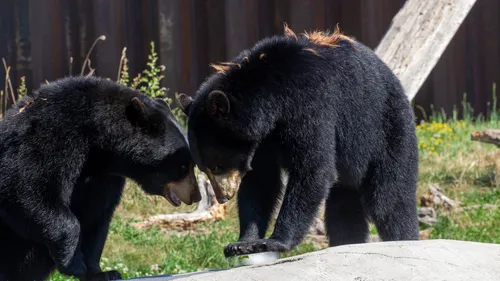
[0,0,499,118]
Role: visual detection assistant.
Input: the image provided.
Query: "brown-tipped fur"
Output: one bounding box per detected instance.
[284,23,353,48]
[283,23,298,40]
[210,62,241,74]
[303,24,353,47]
[303,48,321,57]
[208,24,352,74]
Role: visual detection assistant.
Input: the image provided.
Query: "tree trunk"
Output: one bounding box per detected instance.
[374,0,477,101]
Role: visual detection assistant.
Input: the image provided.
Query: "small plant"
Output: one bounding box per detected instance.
[131,74,142,89]
[116,42,187,128]
[138,42,168,100]
[18,76,27,97]
[118,48,130,87]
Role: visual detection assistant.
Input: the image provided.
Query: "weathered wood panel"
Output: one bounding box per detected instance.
[0,0,499,119]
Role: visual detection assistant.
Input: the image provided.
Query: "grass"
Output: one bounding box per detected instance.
[430,190,500,243]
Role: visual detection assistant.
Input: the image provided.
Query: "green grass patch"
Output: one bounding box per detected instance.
[430,190,499,243]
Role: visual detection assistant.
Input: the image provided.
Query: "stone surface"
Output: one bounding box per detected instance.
[124,239,500,281]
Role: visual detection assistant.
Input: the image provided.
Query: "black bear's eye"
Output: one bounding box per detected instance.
[179,165,188,175]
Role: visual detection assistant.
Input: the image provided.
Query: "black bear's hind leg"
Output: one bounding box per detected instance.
[324,186,369,246]
[367,198,419,241]
[361,163,419,241]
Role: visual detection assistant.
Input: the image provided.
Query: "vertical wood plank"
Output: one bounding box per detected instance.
[158,0,178,94]
[274,0,291,33]
[324,0,342,31]
[361,0,404,48]
[338,0,362,39]
[225,0,258,58]
[29,0,66,86]
[170,0,194,95]
[257,0,276,38]
[189,0,209,92]
[91,0,123,80]
[289,0,326,32]
[205,0,227,65]
[1,0,499,117]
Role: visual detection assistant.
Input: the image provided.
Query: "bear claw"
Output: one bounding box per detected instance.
[224,239,290,257]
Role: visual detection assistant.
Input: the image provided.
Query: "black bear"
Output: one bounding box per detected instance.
[177,24,419,257]
[0,76,201,281]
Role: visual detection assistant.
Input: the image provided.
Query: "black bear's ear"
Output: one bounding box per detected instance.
[126,97,149,125]
[176,93,192,115]
[206,90,230,120]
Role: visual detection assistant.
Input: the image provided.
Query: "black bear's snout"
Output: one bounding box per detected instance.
[163,164,201,206]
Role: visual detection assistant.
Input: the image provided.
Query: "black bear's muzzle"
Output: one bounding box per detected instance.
[205,169,242,204]
[163,167,201,206]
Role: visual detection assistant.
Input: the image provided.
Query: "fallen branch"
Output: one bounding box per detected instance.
[418,207,437,227]
[418,184,496,228]
[422,184,461,210]
[471,129,500,147]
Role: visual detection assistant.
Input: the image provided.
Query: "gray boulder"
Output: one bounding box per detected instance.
[125,239,500,281]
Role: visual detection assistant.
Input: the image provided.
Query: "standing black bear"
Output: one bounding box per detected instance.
[0,76,201,281]
[177,24,419,257]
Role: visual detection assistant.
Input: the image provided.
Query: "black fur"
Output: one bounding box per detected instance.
[0,76,198,281]
[184,30,419,257]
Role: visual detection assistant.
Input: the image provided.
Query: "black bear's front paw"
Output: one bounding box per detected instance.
[80,270,122,281]
[224,239,290,257]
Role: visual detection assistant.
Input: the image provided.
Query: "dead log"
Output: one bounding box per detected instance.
[428,184,461,210]
[375,0,477,101]
[420,184,461,210]
[471,130,500,148]
[418,207,437,227]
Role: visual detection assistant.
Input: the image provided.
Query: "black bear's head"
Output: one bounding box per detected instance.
[176,86,268,204]
[94,85,202,207]
[175,37,295,203]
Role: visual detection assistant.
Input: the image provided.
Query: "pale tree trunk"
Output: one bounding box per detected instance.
[375,0,477,101]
